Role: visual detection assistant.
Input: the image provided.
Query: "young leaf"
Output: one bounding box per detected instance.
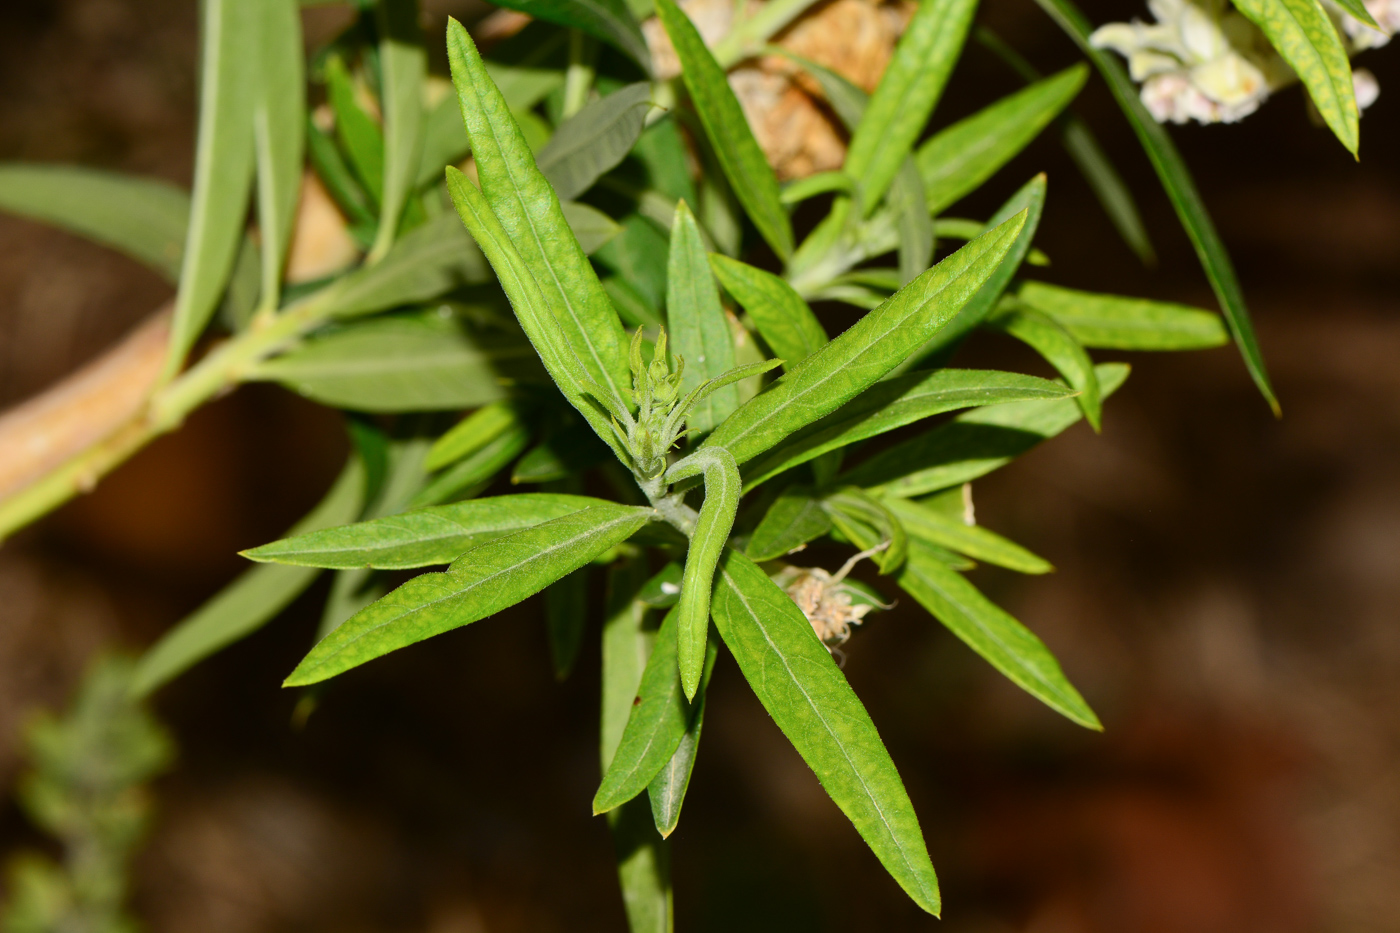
[896,540,1100,729]
[1231,0,1358,155]
[594,608,714,814]
[708,255,827,371]
[741,368,1074,490]
[746,485,833,561]
[669,202,739,434]
[0,166,190,281]
[426,401,526,471]
[1033,0,1277,413]
[284,503,654,686]
[130,456,365,696]
[447,18,632,409]
[655,0,793,259]
[986,304,1101,430]
[666,448,741,700]
[251,0,304,313]
[536,83,653,201]
[916,65,1086,215]
[560,199,624,254]
[711,550,941,915]
[1013,281,1229,350]
[410,422,532,507]
[307,116,377,229]
[164,0,260,376]
[823,487,909,573]
[326,54,386,204]
[369,0,429,262]
[843,0,978,213]
[243,492,609,569]
[704,213,1028,467]
[491,0,652,72]
[882,495,1052,574]
[843,362,1129,497]
[319,211,490,319]
[250,311,540,412]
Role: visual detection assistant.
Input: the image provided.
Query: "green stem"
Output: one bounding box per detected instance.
[712,0,825,66]
[562,31,598,119]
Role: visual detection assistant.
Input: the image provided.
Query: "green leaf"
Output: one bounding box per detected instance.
[843,362,1129,497]
[882,495,1051,574]
[243,492,610,570]
[1034,0,1277,413]
[780,170,857,205]
[603,276,664,329]
[560,199,624,254]
[637,561,684,608]
[711,550,941,915]
[1014,281,1229,350]
[447,18,632,409]
[251,0,305,312]
[666,448,741,700]
[708,255,827,371]
[0,166,190,281]
[1329,0,1382,27]
[668,202,739,434]
[823,487,909,573]
[444,167,625,462]
[655,0,793,259]
[772,50,867,130]
[251,311,540,412]
[915,65,1085,216]
[319,211,490,319]
[130,456,365,696]
[325,54,386,204]
[845,0,978,213]
[594,608,715,815]
[537,83,653,201]
[1231,0,1358,154]
[743,368,1073,490]
[307,116,377,228]
[1059,116,1156,266]
[369,0,428,262]
[704,213,1028,467]
[595,213,669,312]
[285,503,654,685]
[490,0,652,72]
[410,421,532,507]
[986,304,1100,430]
[896,540,1099,728]
[165,0,260,376]
[647,677,708,837]
[415,94,470,189]
[746,485,832,561]
[546,564,590,679]
[426,401,526,471]
[633,115,699,206]
[890,157,935,285]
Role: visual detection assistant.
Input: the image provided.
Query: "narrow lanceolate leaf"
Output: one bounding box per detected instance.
[666,449,740,700]
[917,65,1085,215]
[446,19,631,408]
[546,564,589,679]
[843,363,1129,497]
[897,540,1099,729]
[251,0,304,312]
[704,214,1027,467]
[882,495,1052,574]
[370,0,428,262]
[560,200,624,254]
[1059,116,1156,266]
[285,503,654,686]
[243,493,607,569]
[746,485,833,561]
[709,255,827,371]
[537,83,653,201]
[251,312,541,412]
[130,457,365,696]
[647,682,708,837]
[742,368,1073,489]
[655,0,793,259]
[1329,0,1381,27]
[491,0,651,71]
[319,211,490,319]
[1014,281,1229,350]
[326,55,385,203]
[987,304,1100,430]
[844,0,979,213]
[0,166,189,281]
[426,401,525,471]
[164,0,259,376]
[711,550,941,915]
[890,157,935,285]
[415,93,470,189]
[1034,0,1277,413]
[409,421,531,508]
[444,168,625,462]
[1231,0,1358,154]
[669,202,739,434]
[823,487,908,573]
[594,609,715,814]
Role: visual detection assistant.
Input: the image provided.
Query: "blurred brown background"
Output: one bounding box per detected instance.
[1,0,1397,930]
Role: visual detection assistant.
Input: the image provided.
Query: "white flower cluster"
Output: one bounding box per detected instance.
[1091,0,1390,126]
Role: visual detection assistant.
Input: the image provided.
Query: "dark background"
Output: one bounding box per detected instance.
[2,0,1398,930]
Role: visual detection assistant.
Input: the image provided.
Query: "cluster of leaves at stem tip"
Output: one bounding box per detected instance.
[0,0,1358,922]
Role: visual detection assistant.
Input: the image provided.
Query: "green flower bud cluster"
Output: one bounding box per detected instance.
[620,328,691,479]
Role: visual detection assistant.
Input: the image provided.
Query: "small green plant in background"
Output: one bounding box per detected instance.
[2,658,173,933]
[0,0,1385,925]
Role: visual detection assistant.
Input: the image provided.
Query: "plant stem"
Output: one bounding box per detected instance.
[562,31,598,118]
[712,0,825,67]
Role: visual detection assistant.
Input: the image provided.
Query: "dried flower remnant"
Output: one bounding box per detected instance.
[774,544,892,648]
